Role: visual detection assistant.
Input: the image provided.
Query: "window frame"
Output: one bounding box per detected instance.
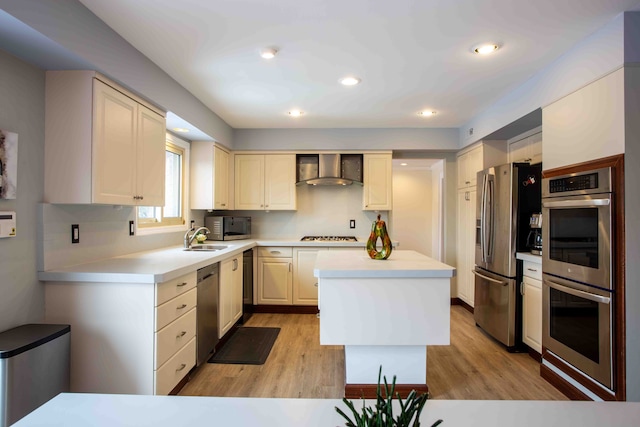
[136,133,190,235]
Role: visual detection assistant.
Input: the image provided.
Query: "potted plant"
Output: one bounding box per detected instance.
[335,367,442,427]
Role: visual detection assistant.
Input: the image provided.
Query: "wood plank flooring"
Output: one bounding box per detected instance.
[179,306,567,400]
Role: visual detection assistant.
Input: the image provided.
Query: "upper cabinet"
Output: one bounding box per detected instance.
[456,140,507,189]
[542,68,624,170]
[508,128,542,165]
[190,142,230,210]
[45,71,166,205]
[363,153,392,211]
[234,154,297,210]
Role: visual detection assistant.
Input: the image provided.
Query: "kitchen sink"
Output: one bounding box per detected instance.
[184,244,228,251]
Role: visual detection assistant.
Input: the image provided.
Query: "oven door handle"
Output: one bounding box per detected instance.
[542,199,610,208]
[545,279,611,304]
[472,270,507,286]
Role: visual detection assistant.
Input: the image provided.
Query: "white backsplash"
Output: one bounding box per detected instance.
[39,203,205,271]
[39,186,386,270]
[208,185,386,240]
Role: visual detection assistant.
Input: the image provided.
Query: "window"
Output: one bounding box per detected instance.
[137,134,189,231]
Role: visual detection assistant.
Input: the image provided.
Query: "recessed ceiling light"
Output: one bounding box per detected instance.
[340,76,361,86]
[400,162,408,166]
[172,127,190,133]
[418,111,436,117]
[288,110,304,117]
[473,43,500,55]
[260,48,278,59]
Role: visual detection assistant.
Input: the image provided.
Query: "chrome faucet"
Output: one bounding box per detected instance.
[184,226,210,249]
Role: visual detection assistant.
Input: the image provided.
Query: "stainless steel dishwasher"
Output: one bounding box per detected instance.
[196,263,219,366]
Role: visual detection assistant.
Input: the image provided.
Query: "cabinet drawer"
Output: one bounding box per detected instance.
[156,271,197,306]
[522,261,542,281]
[258,247,292,257]
[156,288,197,331]
[155,307,196,369]
[154,336,195,395]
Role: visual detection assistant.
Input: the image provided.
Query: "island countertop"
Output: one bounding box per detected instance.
[314,249,456,278]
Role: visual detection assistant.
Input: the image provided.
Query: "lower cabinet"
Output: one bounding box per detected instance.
[257,247,293,304]
[44,270,198,395]
[521,259,542,354]
[292,248,328,305]
[219,255,243,338]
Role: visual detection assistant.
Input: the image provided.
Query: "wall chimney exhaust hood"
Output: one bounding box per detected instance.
[296,153,363,186]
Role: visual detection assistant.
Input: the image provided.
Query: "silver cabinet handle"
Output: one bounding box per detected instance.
[221,203,226,207]
[545,279,611,304]
[520,282,525,295]
[176,282,188,287]
[232,258,238,271]
[526,268,538,272]
[314,282,318,287]
[289,262,291,272]
[471,269,507,286]
[176,331,187,338]
[176,363,186,372]
[177,304,187,309]
[270,250,281,254]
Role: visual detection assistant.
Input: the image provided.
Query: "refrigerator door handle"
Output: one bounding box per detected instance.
[472,269,508,286]
[480,173,488,263]
[486,175,495,262]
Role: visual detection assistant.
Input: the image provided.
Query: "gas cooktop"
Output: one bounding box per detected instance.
[300,236,358,242]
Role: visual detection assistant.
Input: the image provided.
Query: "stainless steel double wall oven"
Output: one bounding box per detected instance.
[541,166,614,389]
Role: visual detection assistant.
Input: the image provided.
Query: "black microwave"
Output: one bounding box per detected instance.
[204,216,251,241]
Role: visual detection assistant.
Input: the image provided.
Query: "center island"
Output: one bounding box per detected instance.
[314,249,456,398]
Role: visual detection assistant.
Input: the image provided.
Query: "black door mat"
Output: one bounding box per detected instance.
[208,327,280,365]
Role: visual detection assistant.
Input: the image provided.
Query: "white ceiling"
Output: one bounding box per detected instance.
[78,0,640,130]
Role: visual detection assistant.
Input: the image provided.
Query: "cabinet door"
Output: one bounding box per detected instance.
[522,275,542,353]
[219,257,234,338]
[257,257,292,304]
[363,154,392,210]
[264,154,297,210]
[214,146,230,209]
[136,105,166,207]
[92,80,138,205]
[235,154,265,210]
[465,147,482,187]
[293,248,325,305]
[232,257,243,323]
[456,188,476,306]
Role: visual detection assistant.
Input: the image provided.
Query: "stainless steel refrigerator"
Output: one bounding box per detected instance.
[473,162,541,349]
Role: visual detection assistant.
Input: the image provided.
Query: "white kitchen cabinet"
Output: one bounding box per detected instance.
[190,142,230,210]
[257,247,293,305]
[508,129,542,165]
[456,187,476,307]
[363,153,393,211]
[521,259,542,354]
[219,255,243,338]
[234,154,297,210]
[456,141,507,189]
[44,70,166,205]
[292,248,328,305]
[43,270,197,395]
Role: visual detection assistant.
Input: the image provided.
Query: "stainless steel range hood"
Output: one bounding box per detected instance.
[297,153,363,186]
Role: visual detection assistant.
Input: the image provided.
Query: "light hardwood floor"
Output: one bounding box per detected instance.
[179,306,567,400]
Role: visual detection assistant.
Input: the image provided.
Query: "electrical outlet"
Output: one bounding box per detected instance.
[129,220,135,236]
[71,224,79,244]
[350,219,356,229]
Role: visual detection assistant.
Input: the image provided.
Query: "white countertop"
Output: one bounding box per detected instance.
[314,250,455,278]
[13,393,640,427]
[516,251,542,263]
[37,238,374,284]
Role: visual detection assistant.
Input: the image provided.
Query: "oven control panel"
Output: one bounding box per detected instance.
[549,172,598,193]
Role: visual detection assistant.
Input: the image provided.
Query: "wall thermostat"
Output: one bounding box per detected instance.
[0,211,16,238]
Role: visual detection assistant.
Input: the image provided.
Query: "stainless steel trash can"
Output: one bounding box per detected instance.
[0,324,70,427]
